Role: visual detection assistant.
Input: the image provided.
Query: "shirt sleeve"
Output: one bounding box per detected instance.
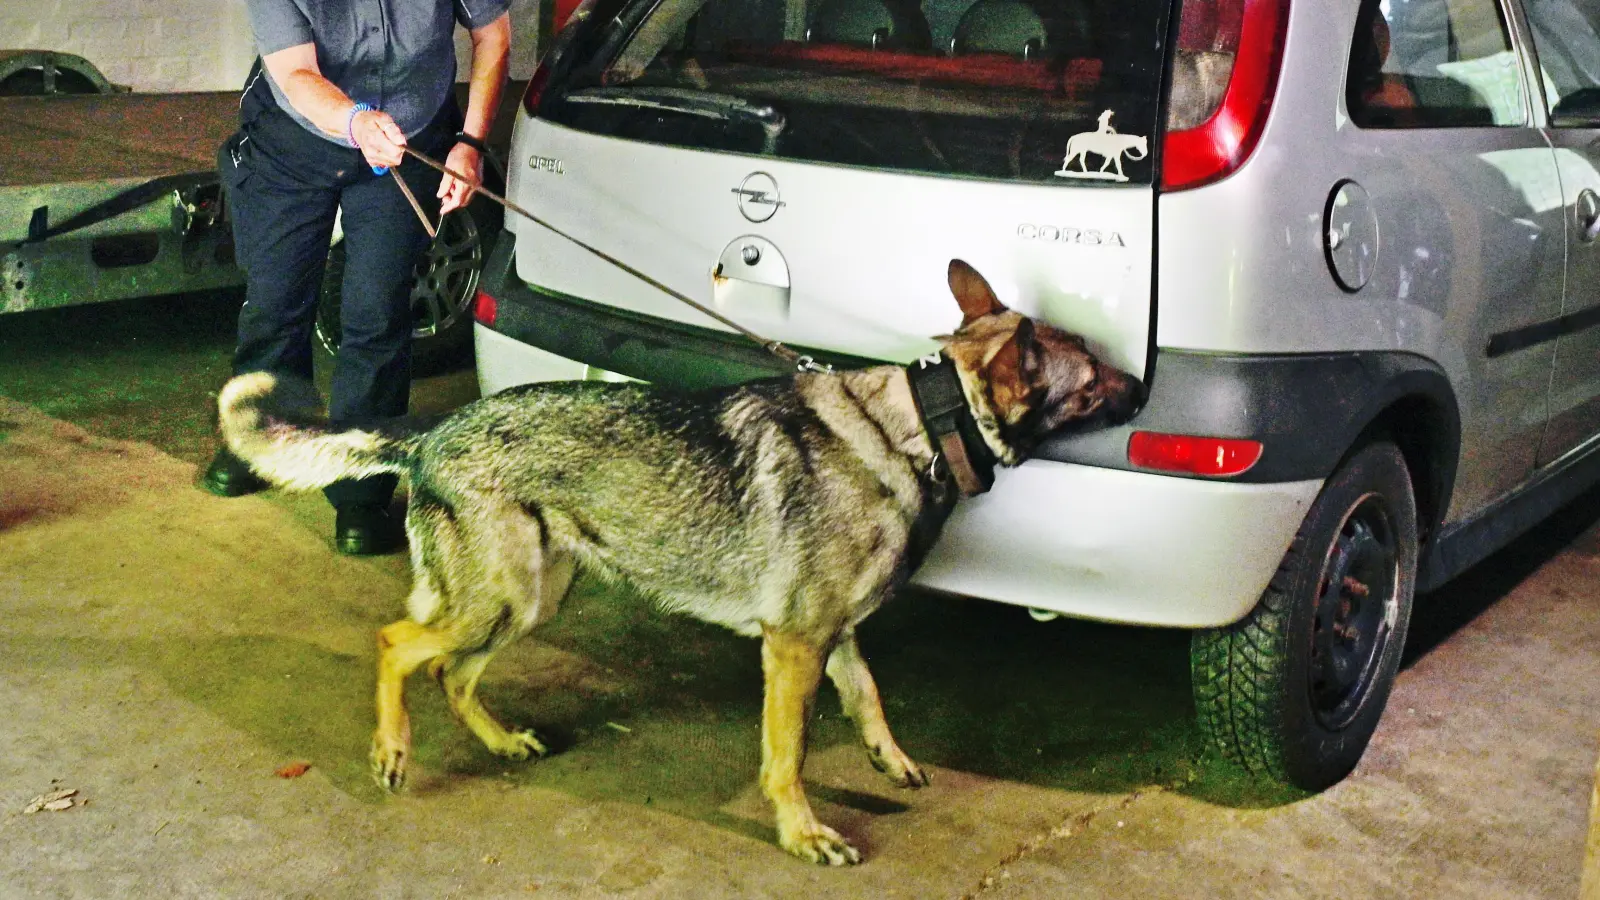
[245,0,315,55]
[453,0,511,30]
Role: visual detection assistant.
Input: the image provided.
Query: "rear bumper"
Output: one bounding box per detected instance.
[916,461,1318,627]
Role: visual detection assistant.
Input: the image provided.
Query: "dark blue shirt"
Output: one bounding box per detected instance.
[244,0,509,142]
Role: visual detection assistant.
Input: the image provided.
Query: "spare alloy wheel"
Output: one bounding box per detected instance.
[315,204,487,374]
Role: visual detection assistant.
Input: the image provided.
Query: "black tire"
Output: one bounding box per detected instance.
[315,195,502,376]
[1192,439,1418,791]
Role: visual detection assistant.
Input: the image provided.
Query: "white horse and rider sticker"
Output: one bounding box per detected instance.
[1054,111,1148,182]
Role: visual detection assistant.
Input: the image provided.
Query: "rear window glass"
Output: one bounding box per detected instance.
[539,0,1173,185]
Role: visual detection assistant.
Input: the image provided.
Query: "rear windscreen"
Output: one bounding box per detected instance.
[539,0,1173,185]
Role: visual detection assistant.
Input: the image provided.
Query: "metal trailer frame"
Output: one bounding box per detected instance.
[1,52,245,314]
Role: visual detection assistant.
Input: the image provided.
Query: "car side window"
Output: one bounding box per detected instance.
[1521,0,1600,125]
[1348,0,1528,128]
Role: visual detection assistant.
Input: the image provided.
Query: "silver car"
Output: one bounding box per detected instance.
[472,0,1600,790]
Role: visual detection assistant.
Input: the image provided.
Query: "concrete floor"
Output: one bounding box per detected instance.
[1,294,1597,898]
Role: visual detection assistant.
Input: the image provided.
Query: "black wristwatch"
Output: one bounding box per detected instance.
[454,132,490,154]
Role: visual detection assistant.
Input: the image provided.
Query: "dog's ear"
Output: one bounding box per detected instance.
[985,317,1042,414]
[948,260,1007,327]
[984,337,1029,413]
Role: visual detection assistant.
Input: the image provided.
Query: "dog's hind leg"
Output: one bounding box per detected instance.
[826,632,929,789]
[371,619,456,791]
[430,505,574,765]
[761,626,861,866]
[434,650,549,760]
[434,553,574,761]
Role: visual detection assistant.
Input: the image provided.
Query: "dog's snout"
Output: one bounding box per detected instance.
[1100,367,1146,425]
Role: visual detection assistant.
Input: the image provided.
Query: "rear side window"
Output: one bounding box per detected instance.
[1521,0,1600,125]
[538,0,1172,184]
[1347,0,1528,128]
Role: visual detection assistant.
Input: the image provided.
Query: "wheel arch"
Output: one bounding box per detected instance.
[1342,364,1460,553]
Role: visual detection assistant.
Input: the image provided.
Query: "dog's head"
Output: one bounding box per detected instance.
[938,259,1145,465]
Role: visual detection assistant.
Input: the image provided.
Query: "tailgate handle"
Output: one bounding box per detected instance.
[713,236,790,319]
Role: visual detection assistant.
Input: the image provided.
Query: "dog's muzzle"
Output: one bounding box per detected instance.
[1098,366,1147,426]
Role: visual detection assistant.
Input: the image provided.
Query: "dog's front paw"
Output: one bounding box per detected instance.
[780,822,863,866]
[371,733,409,792]
[868,743,930,789]
[487,728,549,761]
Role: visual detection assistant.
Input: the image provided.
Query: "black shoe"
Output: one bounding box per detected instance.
[201,448,269,498]
[335,504,405,556]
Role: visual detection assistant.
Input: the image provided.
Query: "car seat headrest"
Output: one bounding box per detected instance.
[807,0,934,51]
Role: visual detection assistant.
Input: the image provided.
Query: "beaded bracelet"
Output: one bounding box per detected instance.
[347,102,389,175]
[346,102,374,149]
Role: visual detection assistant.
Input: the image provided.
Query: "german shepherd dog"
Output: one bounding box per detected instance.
[217,260,1143,865]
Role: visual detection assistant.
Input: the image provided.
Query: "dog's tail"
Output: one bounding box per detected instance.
[217,372,420,491]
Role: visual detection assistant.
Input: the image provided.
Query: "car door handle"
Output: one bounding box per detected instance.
[1579,188,1600,242]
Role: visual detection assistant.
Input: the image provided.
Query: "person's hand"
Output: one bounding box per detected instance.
[438,142,483,215]
[351,109,407,169]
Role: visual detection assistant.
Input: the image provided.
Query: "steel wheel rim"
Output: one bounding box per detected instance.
[1307,491,1399,731]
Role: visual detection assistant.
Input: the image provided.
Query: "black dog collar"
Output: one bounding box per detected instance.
[906,353,996,496]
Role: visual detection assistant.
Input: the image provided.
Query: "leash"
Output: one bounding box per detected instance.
[387,147,830,374]
[389,166,437,240]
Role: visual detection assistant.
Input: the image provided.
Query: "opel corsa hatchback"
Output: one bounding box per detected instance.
[472,0,1600,790]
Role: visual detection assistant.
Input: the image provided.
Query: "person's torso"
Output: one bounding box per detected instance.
[264,0,461,141]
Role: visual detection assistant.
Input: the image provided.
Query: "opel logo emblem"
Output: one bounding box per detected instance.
[732,172,784,223]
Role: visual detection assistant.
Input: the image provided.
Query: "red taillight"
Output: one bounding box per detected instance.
[520,62,551,117]
[524,0,588,117]
[552,0,585,32]
[1161,0,1290,191]
[1128,431,1263,477]
[473,288,498,328]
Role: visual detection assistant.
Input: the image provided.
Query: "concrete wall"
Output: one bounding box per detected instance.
[0,0,254,92]
[0,0,542,93]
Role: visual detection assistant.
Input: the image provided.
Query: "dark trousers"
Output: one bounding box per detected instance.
[219,79,458,508]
